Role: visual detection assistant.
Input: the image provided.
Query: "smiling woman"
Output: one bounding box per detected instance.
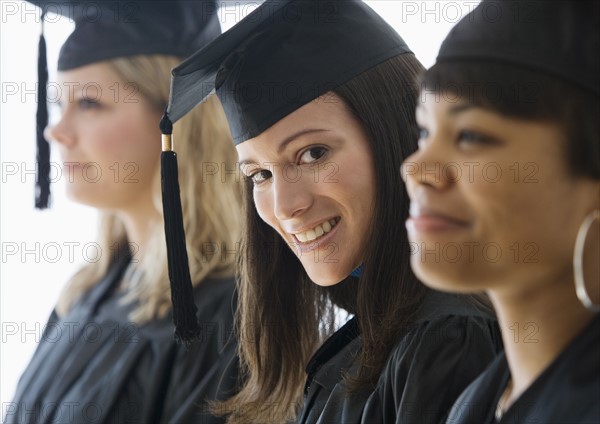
[407,100,588,292]
[403,1,600,423]
[237,93,376,286]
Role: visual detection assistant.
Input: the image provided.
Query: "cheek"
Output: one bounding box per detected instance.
[92,117,158,163]
[466,171,571,265]
[337,160,376,216]
[80,119,130,157]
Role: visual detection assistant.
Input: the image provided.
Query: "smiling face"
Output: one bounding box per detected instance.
[236,93,376,286]
[403,93,600,296]
[45,62,162,212]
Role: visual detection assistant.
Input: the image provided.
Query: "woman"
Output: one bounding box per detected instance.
[163,1,502,422]
[6,2,242,423]
[403,1,599,423]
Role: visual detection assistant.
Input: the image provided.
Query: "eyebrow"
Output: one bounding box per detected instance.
[239,128,330,167]
[447,103,475,115]
[417,103,476,122]
[277,128,330,154]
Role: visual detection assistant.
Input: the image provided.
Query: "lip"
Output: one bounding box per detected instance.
[290,217,341,255]
[407,205,469,233]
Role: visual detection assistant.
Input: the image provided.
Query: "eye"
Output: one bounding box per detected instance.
[457,130,497,145]
[417,127,430,150]
[299,146,327,164]
[248,169,272,185]
[77,97,101,110]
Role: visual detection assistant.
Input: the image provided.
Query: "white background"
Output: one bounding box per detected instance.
[0,0,479,411]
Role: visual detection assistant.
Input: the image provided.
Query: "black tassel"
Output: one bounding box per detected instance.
[35,14,51,209]
[160,112,200,348]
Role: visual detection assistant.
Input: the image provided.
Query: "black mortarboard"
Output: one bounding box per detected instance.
[27,0,221,346]
[27,0,221,209]
[435,0,600,95]
[163,0,412,144]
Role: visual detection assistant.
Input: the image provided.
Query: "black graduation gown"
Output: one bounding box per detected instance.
[445,313,600,424]
[5,250,239,424]
[297,291,503,424]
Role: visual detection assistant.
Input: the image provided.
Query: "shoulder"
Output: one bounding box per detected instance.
[389,291,500,360]
[512,314,600,423]
[384,303,502,389]
[159,279,240,423]
[194,275,237,313]
[368,292,502,423]
[137,276,237,347]
[194,276,237,343]
[445,352,508,424]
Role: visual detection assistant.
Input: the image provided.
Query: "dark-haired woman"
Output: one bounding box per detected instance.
[404,1,599,423]
[164,1,502,423]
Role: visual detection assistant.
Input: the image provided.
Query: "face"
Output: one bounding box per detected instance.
[45,62,162,212]
[403,93,600,296]
[236,93,376,286]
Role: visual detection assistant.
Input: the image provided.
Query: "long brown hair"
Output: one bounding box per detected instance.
[216,53,431,423]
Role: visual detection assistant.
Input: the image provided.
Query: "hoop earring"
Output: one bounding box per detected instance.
[574,209,600,312]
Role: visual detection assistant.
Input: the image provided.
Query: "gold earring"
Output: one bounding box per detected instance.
[574,209,600,312]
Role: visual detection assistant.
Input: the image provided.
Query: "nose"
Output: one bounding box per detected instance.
[44,113,76,149]
[401,138,457,196]
[272,167,313,220]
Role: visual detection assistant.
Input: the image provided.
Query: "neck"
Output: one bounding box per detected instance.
[489,277,597,408]
[116,203,161,261]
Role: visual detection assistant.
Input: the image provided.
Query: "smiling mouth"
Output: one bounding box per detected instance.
[293,217,340,243]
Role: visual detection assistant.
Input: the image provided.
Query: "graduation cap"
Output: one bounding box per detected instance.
[157,0,412,343]
[162,0,411,142]
[28,0,221,209]
[26,0,221,346]
[435,0,600,95]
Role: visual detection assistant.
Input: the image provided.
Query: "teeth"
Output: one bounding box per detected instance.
[295,218,339,243]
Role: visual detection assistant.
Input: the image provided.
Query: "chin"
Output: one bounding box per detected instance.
[411,260,476,294]
[302,262,353,287]
[66,190,93,206]
[66,188,92,201]
[66,188,111,209]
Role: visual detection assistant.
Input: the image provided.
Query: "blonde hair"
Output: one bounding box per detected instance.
[56,55,242,323]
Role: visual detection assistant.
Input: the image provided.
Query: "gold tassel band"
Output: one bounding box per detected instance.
[162,134,173,152]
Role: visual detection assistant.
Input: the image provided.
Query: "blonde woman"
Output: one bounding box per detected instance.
[6,2,242,423]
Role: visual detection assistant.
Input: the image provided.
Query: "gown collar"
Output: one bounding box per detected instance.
[304,316,360,394]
